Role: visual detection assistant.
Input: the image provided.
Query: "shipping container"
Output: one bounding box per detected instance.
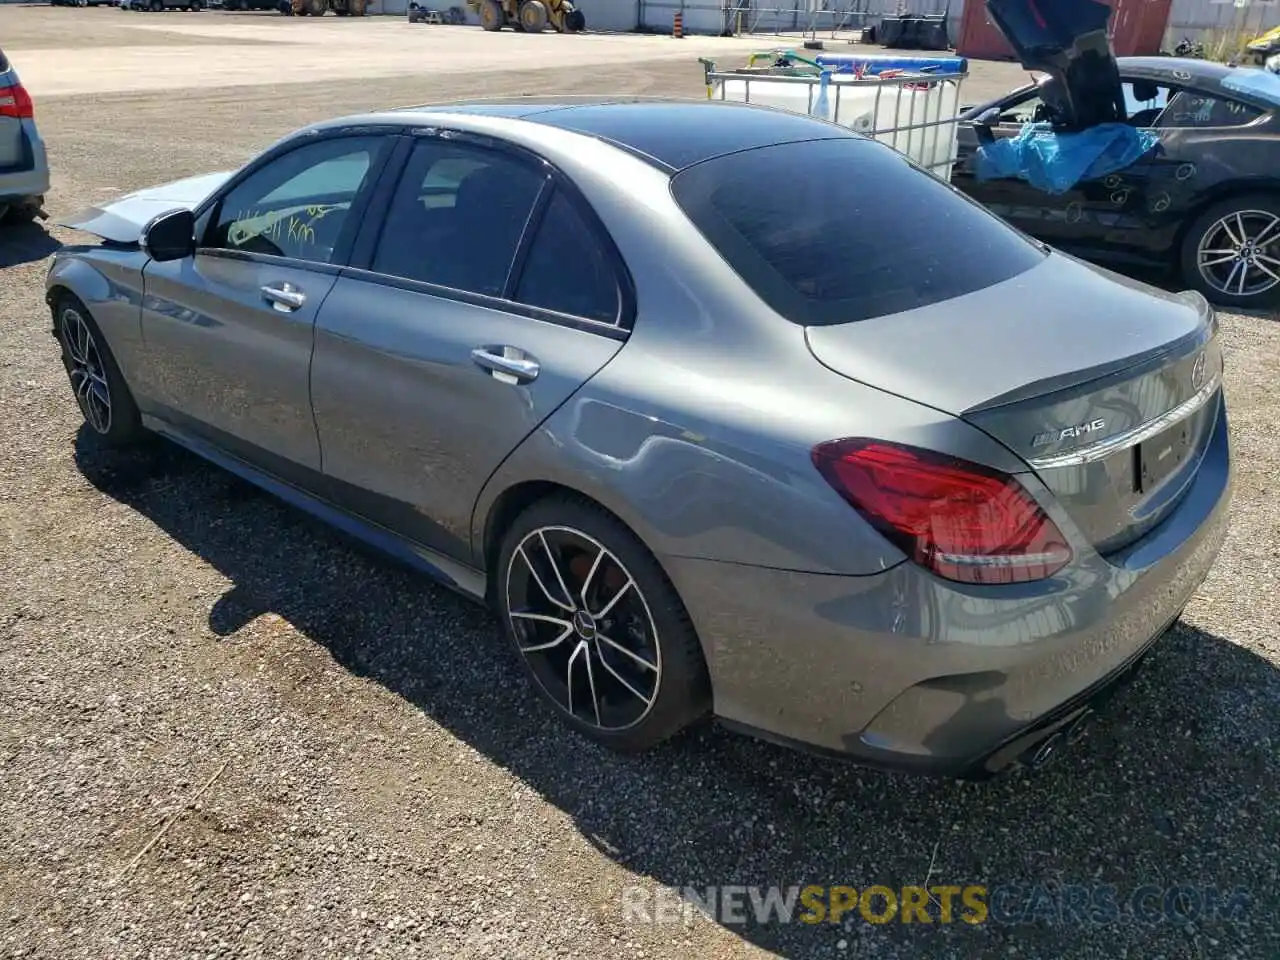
[956,0,1174,59]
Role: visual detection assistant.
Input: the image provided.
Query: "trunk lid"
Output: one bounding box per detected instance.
[983,0,1127,131]
[57,170,233,244]
[804,252,1222,554]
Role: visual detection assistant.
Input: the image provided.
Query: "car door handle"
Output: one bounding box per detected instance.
[261,283,306,312]
[471,347,540,383]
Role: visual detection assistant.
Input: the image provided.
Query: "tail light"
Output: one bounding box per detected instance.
[811,439,1071,585]
[0,82,34,120]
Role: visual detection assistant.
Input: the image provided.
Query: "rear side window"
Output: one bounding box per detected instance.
[1157,90,1262,128]
[372,140,546,297]
[0,51,9,73]
[514,191,621,324]
[671,137,1046,325]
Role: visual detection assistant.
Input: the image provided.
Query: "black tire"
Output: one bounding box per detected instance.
[519,0,546,32]
[495,494,711,753]
[1179,193,1280,310]
[3,196,45,225]
[149,0,162,11]
[53,294,146,447]
[479,0,502,31]
[190,0,202,10]
[565,7,583,31]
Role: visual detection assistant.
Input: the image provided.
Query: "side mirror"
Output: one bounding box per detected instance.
[975,106,1002,127]
[141,208,195,262]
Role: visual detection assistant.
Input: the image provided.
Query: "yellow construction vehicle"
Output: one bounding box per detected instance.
[468,0,584,33]
[288,0,366,16]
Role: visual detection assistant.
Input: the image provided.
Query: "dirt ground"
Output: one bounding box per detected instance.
[1,5,1278,959]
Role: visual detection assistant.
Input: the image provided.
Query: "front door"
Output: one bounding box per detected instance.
[953,78,1171,253]
[139,133,394,470]
[309,136,629,560]
[953,85,1085,244]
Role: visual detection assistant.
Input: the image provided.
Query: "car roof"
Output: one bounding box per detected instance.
[1024,56,1280,107]
[311,97,859,173]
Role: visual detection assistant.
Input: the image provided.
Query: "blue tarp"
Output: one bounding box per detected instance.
[975,122,1160,195]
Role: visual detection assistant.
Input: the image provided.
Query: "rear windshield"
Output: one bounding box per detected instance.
[670,137,1046,325]
[0,49,9,73]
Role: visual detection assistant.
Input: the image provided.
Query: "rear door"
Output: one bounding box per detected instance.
[309,133,629,561]
[139,133,395,470]
[1017,77,1172,259]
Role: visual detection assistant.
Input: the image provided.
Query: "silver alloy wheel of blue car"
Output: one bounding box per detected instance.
[504,525,662,731]
[1196,209,1280,299]
[61,305,112,435]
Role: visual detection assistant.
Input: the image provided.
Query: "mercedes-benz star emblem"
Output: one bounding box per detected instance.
[572,610,597,641]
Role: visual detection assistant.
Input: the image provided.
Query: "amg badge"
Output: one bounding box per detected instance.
[1031,418,1107,449]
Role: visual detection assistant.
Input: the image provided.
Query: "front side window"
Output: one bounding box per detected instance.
[205,136,384,263]
[998,90,1052,125]
[672,137,1046,326]
[372,140,546,297]
[1121,80,1171,126]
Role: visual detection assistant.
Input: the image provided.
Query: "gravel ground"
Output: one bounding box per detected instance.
[1,8,1279,959]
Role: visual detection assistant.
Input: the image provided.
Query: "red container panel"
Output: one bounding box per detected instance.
[956,0,1173,61]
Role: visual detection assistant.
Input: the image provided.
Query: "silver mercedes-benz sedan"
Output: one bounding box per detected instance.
[46,97,1232,778]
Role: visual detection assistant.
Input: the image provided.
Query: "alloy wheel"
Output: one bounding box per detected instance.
[1196,209,1280,299]
[61,306,113,434]
[504,526,661,731]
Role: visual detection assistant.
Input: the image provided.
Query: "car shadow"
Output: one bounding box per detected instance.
[0,220,61,268]
[73,430,1279,957]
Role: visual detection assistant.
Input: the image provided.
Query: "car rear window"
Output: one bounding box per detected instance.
[0,49,9,74]
[670,137,1047,326]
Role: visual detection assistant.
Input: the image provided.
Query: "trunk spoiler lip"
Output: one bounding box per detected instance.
[964,306,1213,416]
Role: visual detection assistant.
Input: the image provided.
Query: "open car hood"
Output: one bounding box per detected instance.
[984,0,1126,131]
[57,170,233,245]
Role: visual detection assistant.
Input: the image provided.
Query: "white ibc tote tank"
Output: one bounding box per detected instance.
[712,67,965,178]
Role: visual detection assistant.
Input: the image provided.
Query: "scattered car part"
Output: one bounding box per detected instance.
[1172,36,1206,60]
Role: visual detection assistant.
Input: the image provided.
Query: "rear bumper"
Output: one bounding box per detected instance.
[0,120,50,203]
[666,402,1232,777]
